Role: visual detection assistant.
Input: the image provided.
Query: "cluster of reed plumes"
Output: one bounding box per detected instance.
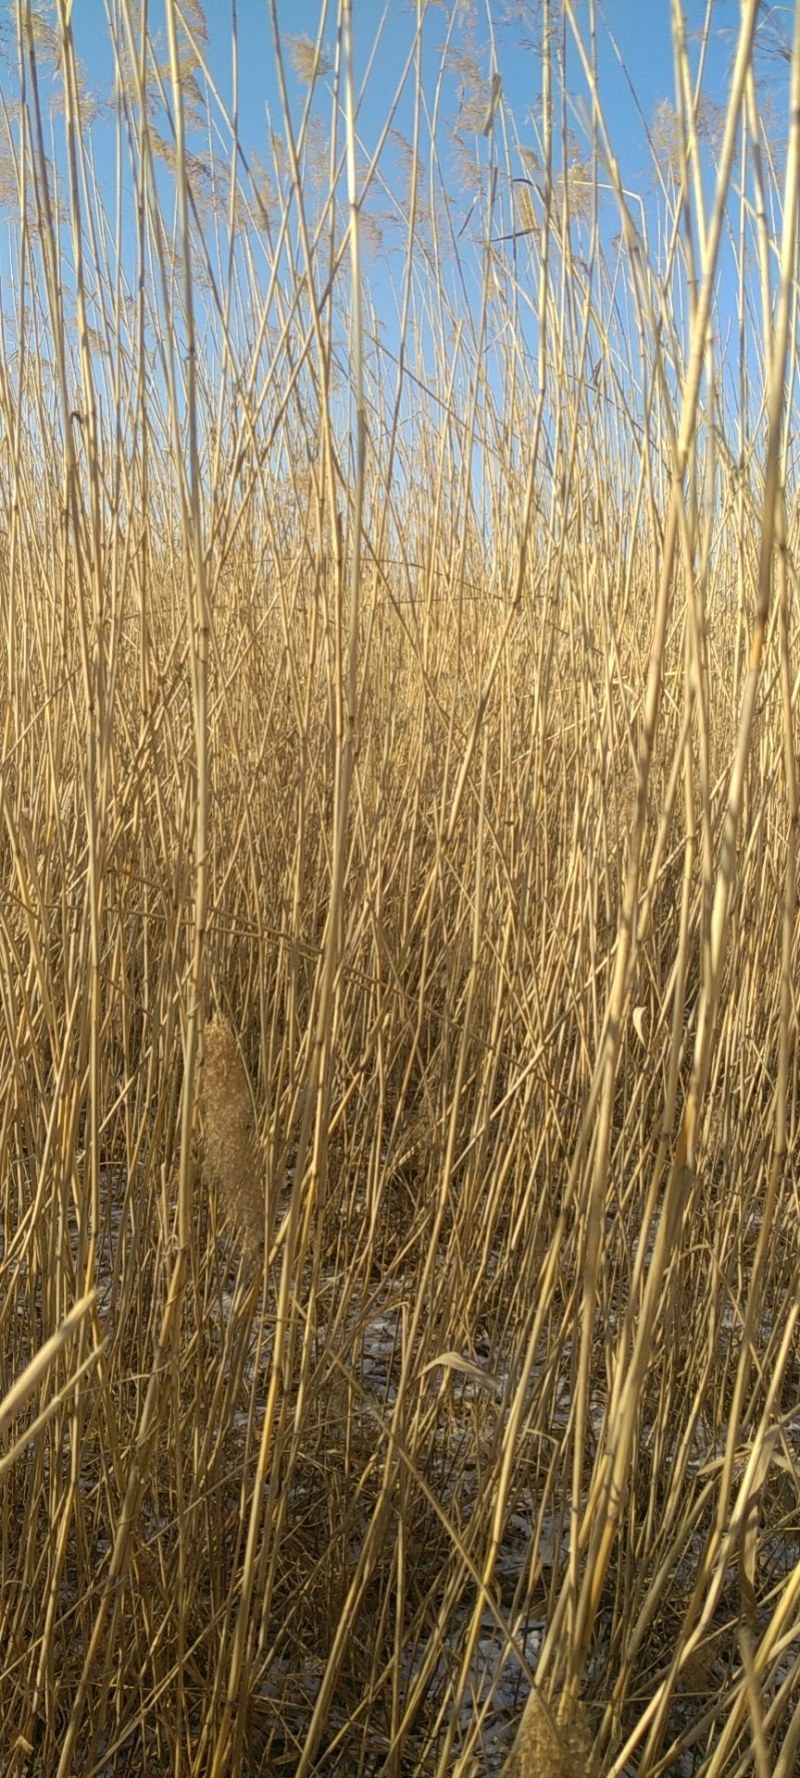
[2,1,800,1774]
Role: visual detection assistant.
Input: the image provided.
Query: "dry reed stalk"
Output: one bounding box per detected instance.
[2,2,800,1774]
[201,1014,266,1262]
[0,1291,97,1447]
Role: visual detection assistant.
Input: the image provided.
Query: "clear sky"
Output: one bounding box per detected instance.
[43,2,787,306]
[4,4,789,258]
[0,1,792,438]
[50,2,782,207]
[50,6,784,298]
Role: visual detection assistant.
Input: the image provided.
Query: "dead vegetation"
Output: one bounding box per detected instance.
[1,2,800,1775]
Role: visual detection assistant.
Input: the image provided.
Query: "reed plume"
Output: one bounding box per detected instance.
[201,1014,266,1262]
[503,1689,595,1778]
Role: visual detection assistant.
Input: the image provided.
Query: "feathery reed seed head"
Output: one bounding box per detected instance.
[201,1014,265,1260]
[503,1688,594,1778]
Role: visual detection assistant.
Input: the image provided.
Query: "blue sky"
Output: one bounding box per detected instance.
[0,1,792,452]
[5,4,787,278]
[57,4,783,306]
[52,2,764,202]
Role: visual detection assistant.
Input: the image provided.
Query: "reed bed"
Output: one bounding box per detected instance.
[1,2,800,1774]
